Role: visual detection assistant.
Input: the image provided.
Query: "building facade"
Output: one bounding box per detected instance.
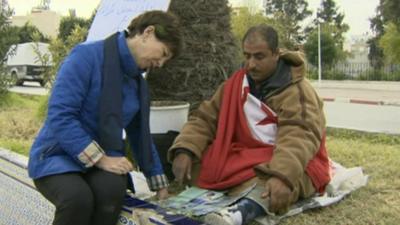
[11,9,61,38]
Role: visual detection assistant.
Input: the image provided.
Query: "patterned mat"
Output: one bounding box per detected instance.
[0,148,201,225]
[0,148,54,225]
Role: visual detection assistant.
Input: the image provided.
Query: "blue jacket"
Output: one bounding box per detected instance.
[28,32,166,189]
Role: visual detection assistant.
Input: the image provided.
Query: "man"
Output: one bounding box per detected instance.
[168,24,330,225]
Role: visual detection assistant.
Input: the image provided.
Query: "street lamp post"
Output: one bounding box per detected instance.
[317,19,322,84]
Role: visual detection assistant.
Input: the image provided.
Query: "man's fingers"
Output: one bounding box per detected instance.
[172,154,193,185]
[173,164,185,184]
[186,163,192,180]
[263,177,292,214]
[271,198,288,215]
[262,183,270,198]
[175,173,184,184]
[269,195,280,213]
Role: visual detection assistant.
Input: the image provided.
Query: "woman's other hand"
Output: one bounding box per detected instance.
[156,187,169,200]
[95,155,133,175]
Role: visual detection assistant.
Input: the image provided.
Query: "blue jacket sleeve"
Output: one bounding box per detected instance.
[47,44,101,167]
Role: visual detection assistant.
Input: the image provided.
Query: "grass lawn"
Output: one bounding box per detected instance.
[278,129,400,225]
[1,93,399,225]
[0,92,45,155]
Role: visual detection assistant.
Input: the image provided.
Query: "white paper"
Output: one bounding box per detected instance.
[87,0,171,42]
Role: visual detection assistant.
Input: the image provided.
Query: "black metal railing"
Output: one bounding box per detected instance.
[306,63,400,81]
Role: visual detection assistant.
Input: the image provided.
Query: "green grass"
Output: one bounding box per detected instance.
[0,92,45,154]
[1,92,399,224]
[0,138,33,155]
[0,92,44,109]
[277,131,400,225]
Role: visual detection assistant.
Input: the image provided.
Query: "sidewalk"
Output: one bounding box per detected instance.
[311,80,400,106]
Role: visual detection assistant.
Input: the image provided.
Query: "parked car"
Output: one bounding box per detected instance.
[6,42,52,86]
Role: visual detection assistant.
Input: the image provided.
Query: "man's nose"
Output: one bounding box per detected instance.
[246,58,256,70]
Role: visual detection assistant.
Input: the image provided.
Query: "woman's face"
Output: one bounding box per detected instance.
[129,26,173,70]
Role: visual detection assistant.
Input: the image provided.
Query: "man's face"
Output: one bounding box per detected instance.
[243,33,279,84]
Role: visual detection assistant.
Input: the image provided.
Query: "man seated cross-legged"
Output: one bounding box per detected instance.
[168,24,331,225]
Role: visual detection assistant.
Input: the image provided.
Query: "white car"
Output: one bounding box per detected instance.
[6,42,52,86]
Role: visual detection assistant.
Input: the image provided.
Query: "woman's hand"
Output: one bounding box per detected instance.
[156,187,169,200]
[95,155,133,175]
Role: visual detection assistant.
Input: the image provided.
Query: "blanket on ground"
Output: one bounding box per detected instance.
[0,148,367,225]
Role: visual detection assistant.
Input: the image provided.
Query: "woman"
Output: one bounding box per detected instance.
[28,10,182,225]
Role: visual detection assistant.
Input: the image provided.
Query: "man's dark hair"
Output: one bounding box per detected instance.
[127,10,183,58]
[242,24,279,53]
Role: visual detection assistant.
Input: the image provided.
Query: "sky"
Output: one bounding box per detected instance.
[230,0,380,39]
[7,0,379,39]
[6,0,101,18]
[306,0,380,38]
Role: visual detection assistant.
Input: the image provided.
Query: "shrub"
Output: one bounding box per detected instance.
[357,69,384,81]
[306,66,318,80]
[322,69,347,80]
[147,0,239,109]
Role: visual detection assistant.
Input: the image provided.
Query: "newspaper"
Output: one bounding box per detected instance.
[118,193,204,225]
[120,161,368,225]
[160,184,256,216]
[255,162,368,225]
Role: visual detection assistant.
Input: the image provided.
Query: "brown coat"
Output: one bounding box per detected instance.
[168,50,326,197]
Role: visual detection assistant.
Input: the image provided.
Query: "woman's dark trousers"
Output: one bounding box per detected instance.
[34,168,127,225]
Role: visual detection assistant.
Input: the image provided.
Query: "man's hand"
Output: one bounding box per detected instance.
[261,177,292,215]
[172,153,192,185]
[156,187,169,200]
[95,155,133,175]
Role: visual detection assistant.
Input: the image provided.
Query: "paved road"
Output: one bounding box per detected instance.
[8,80,400,135]
[324,102,400,135]
[311,80,400,106]
[8,82,48,96]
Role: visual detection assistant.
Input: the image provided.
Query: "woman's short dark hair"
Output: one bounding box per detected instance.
[127,10,183,58]
[242,24,279,53]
